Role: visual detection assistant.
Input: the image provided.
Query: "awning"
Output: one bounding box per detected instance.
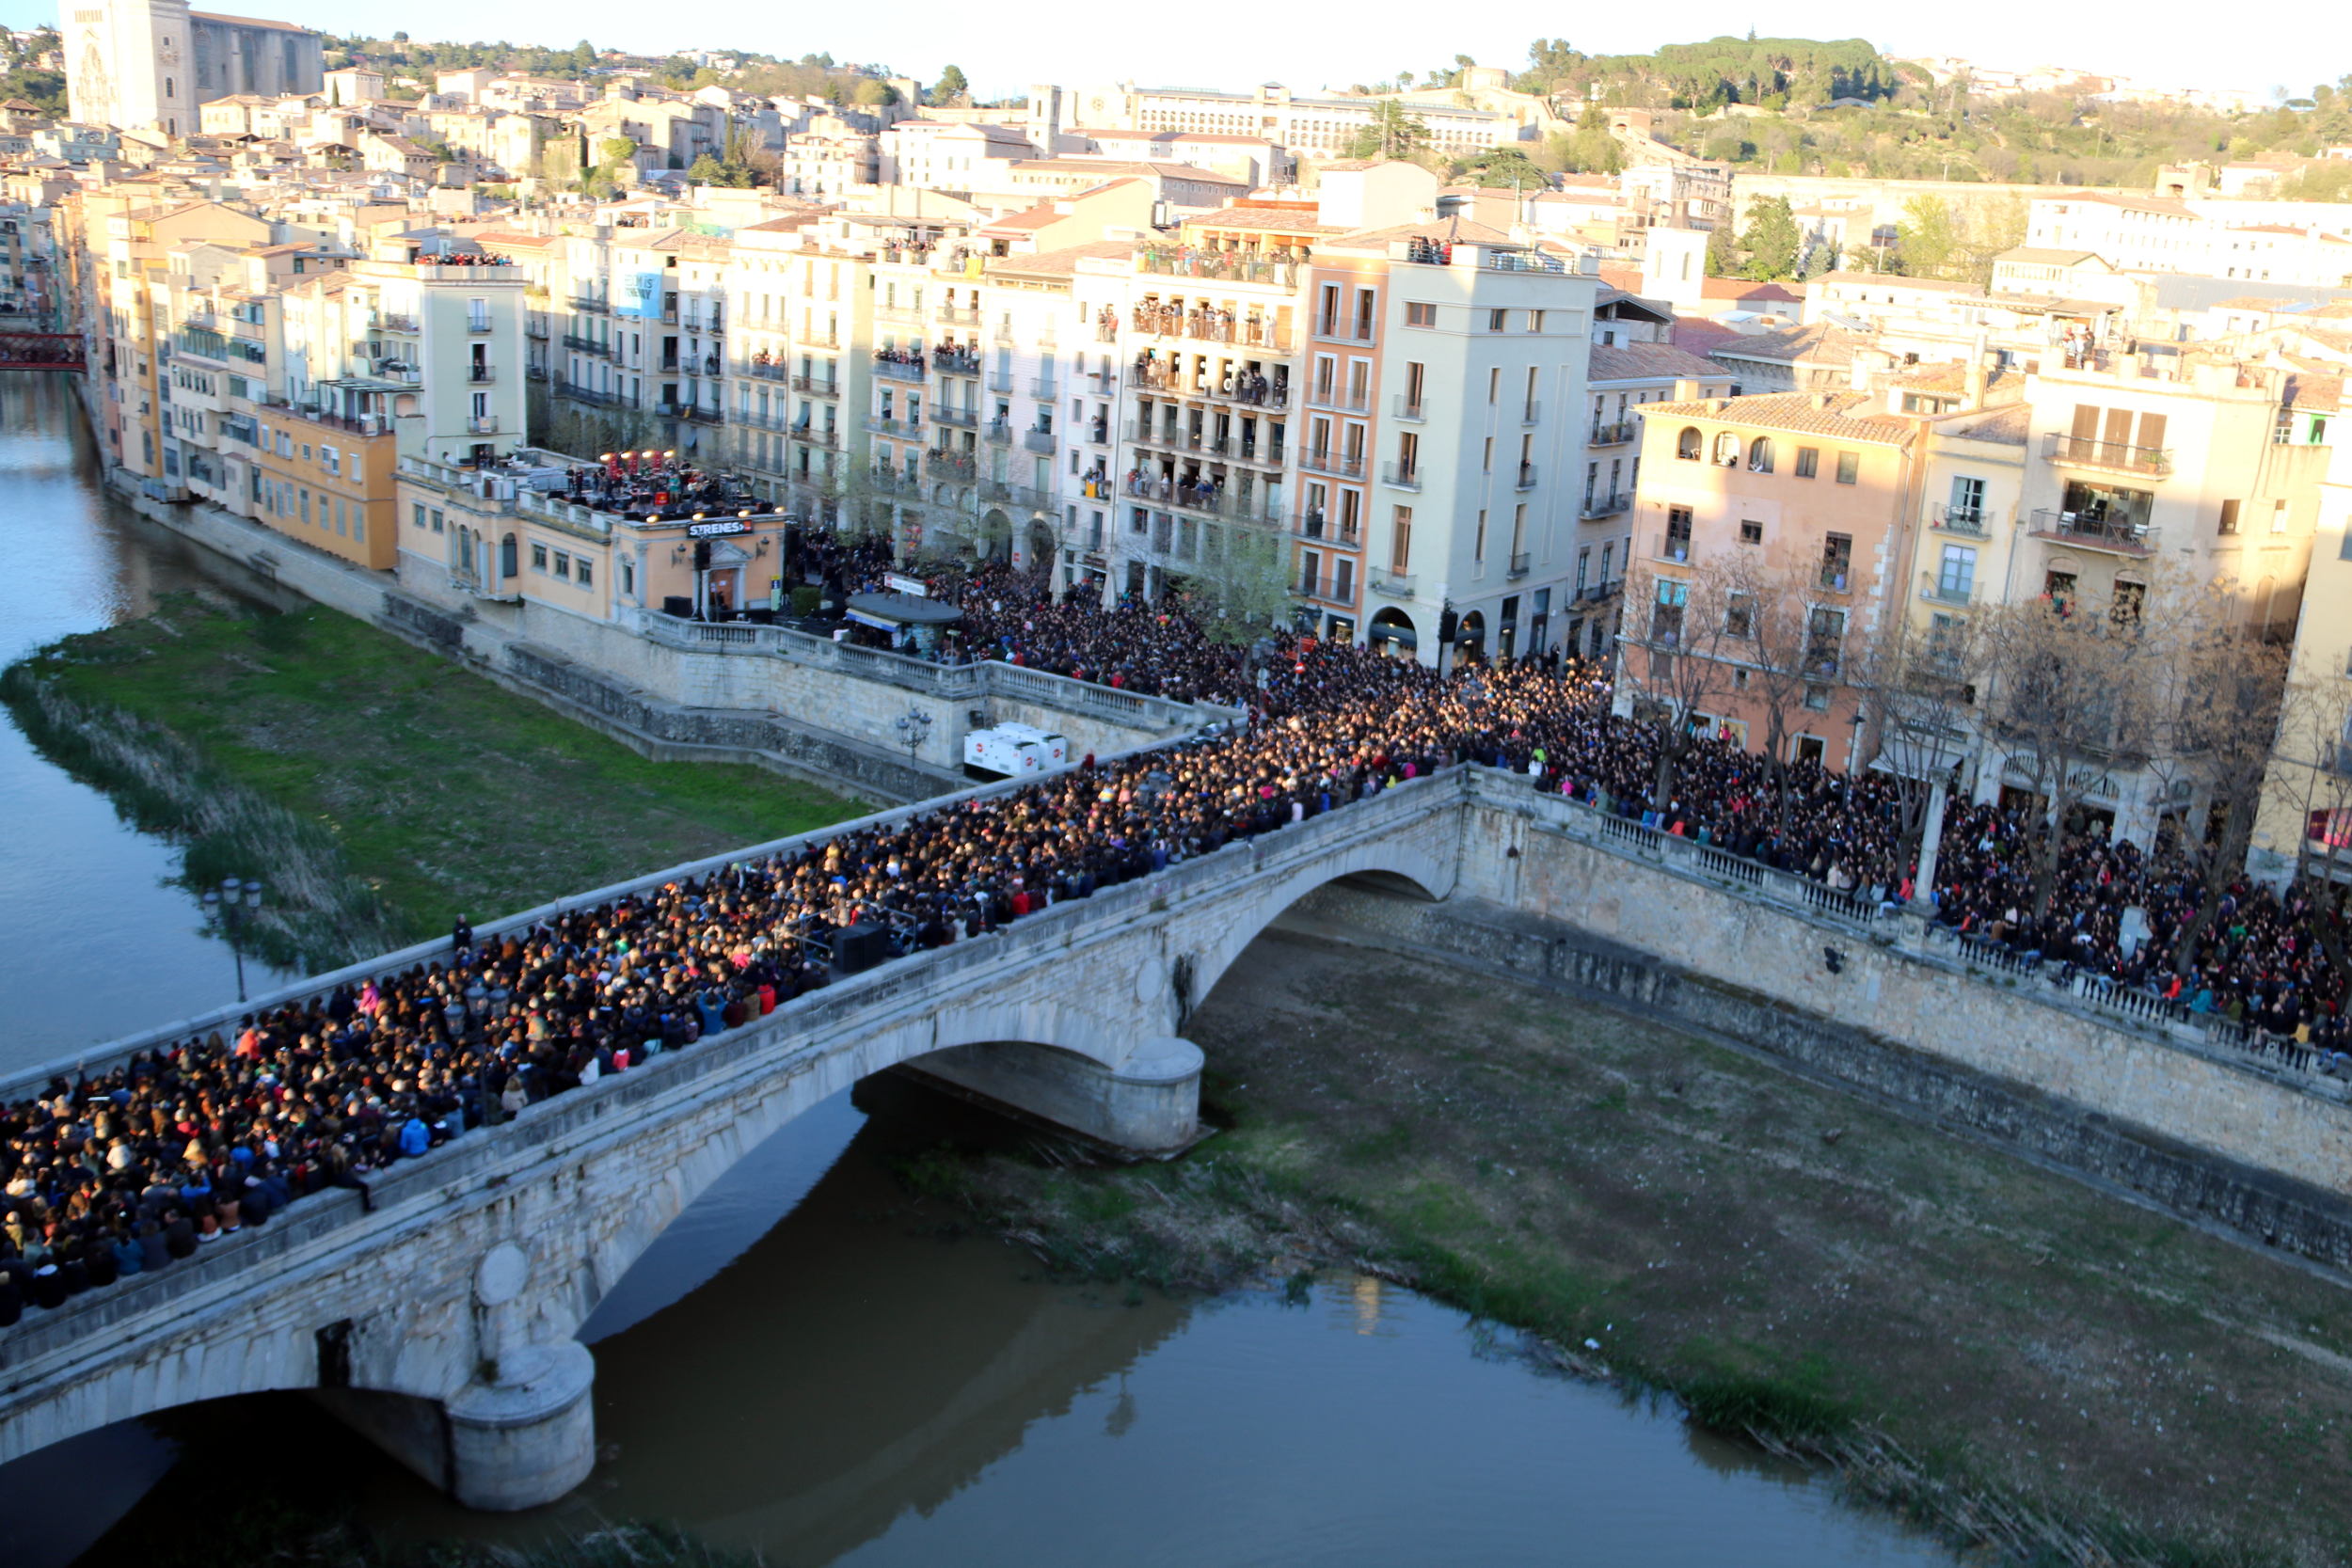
[1868,744,1970,780]
[845,591,962,627]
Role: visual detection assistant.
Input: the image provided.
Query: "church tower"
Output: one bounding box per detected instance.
[68,0,195,134]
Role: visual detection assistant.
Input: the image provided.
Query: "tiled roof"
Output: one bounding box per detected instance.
[189,9,310,30]
[984,238,1137,277]
[1940,401,2030,446]
[1994,246,2106,266]
[1642,389,1915,446]
[1183,206,1343,235]
[1709,321,1873,367]
[1327,217,1516,247]
[1587,341,1728,382]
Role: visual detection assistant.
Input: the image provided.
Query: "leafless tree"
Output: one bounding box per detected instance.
[1716,550,1820,834]
[1617,556,1741,811]
[2137,581,2291,968]
[1970,584,2170,918]
[1855,605,1984,881]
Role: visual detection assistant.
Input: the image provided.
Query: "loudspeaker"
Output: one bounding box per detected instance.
[833,922,891,975]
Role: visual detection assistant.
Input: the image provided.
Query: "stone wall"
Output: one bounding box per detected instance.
[1284,881,2352,1275]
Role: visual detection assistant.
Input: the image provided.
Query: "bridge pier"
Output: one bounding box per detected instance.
[910,1036,1204,1152]
[318,1339,596,1512]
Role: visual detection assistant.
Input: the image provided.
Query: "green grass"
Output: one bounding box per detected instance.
[6,596,867,960]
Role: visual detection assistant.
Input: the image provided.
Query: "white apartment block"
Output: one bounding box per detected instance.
[1068,81,1523,162]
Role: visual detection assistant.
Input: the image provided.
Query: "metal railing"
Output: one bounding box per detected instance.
[2041,432,2171,477]
[1581,492,1631,519]
[1300,451,1365,479]
[872,357,926,383]
[1515,463,1538,490]
[1508,550,1532,578]
[1589,420,1636,447]
[1382,462,1421,490]
[2028,509,2157,556]
[1929,502,1989,536]
[1306,387,1369,412]
[1392,395,1424,421]
[1022,428,1057,453]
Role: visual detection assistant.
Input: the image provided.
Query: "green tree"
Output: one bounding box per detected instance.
[1176,526,1295,643]
[1705,222,1742,276]
[1454,145,1549,188]
[1344,100,1430,160]
[1895,193,1959,277]
[687,152,727,184]
[1738,195,1800,279]
[931,63,969,103]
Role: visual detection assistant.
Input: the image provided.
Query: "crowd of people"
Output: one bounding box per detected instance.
[8,571,2352,1324]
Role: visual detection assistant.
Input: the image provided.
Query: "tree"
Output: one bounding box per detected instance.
[2140,586,2293,969]
[686,152,727,184]
[1173,525,1293,644]
[1616,557,1742,810]
[931,64,969,104]
[1715,552,1825,832]
[1856,606,1985,890]
[1705,222,1741,276]
[1738,195,1800,279]
[1971,582,2170,919]
[1344,100,1430,161]
[1454,146,1549,188]
[1896,194,1960,278]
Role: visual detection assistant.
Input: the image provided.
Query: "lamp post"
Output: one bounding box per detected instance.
[895,705,933,768]
[201,876,265,1004]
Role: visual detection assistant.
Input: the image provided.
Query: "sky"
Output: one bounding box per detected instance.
[5,0,2349,103]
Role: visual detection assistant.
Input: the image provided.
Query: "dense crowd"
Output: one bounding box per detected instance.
[7,571,2350,1324]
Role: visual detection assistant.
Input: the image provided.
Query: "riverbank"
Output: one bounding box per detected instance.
[914,927,2352,1568]
[1,594,866,969]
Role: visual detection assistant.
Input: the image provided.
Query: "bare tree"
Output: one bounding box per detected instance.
[1970,587,2169,918]
[2139,583,2292,968]
[2267,674,2352,990]
[1617,557,1741,811]
[1856,605,1984,880]
[1717,551,1820,834]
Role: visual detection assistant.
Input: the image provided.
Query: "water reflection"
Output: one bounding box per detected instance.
[0,373,295,1068]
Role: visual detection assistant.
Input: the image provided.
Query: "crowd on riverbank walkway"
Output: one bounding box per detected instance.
[5,568,2348,1323]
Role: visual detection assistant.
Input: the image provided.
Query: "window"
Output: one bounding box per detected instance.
[1804,686,1832,712]
[532,543,549,571]
[1664,506,1693,562]
[1405,302,1436,327]
[1354,288,1376,341]
[2218,499,2240,535]
[1651,577,1689,643]
[1948,476,1984,524]
[1712,432,1740,466]
[553,552,571,579]
[1391,505,1412,573]
[1724,593,1755,638]
[1820,533,1852,591]
[1739,519,1763,545]
[1676,426,1702,461]
[1525,310,1544,333]
[2272,499,2290,535]
[1473,509,1487,562]
[1937,545,1977,600]
[1795,446,1819,478]
[620,559,634,596]
[2111,578,2145,625]
[1487,308,1507,333]
[1805,608,1846,677]
[1834,451,1859,484]
[413,502,427,531]
[1576,546,1590,590]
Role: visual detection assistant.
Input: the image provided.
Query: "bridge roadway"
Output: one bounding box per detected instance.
[0,765,1466,1509]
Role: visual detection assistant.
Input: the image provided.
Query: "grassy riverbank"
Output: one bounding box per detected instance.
[1,594,865,969]
[914,927,2352,1568]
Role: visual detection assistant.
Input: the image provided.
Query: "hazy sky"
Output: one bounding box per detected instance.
[8,0,2347,103]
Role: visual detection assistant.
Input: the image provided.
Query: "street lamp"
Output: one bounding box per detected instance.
[201,876,265,1003]
[895,705,933,768]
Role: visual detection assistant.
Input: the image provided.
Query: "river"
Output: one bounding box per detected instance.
[0,377,1960,1566]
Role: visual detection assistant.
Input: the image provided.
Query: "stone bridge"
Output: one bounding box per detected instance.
[0,769,1466,1510]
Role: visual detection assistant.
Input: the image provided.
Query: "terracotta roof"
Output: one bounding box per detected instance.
[1643,389,1915,446]
[1183,206,1343,236]
[983,238,1136,277]
[1940,401,2030,446]
[737,211,832,233]
[1994,246,2106,266]
[1586,341,1727,382]
[2055,192,2197,217]
[1669,317,1743,355]
[1701,277,1802,303]
[1328,217,1516,247]
[1709,321,1873,367]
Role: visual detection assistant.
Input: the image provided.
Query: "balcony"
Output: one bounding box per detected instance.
[1122,478,1279,523]
[791,372,837,396]
[865,415,922,438]
[1208,378,1288,410]
[1300,451,1365,480]
[561,332,607,356]
[924,450,977,484]
[1520,402,1542,426]
[1929,502,1989,537]
[1030,376,1060,399]
[866,467,919,496]
[1508,551,1532,578]
[2028,508,2158,556]
[1654,531,1692,564]
[984,371,1014,394]
[1083,369,1117,395]
[1371,571,1416,598]
[467,317,493,336]
[1295,512,1360,547]
[874,301,925,325]
[1306,387,1369,413]
[1589,420,1636,447]
[468,364,495,383]
[873,355,927,383]
[985,421,1012,447]
[1920,574,1974,606]
[1295,572,1355,603]
[792,427,841,450]
[1022,428,1057,454]
[1515,463,1538,490]
[932,406,977,429]
[566,296,605,315]
[380,312,420,332]
[1129,309,1291,353]
[1136,249,1301,288]
[937,306,980,326]
[467,416,499,434]
[742,361,788,381]
[979,479,1054,510]
[1581,491,1631,520]
[1084,421,1111,447]
[556,377,621,407]
[1382,462,1421,491]
[2041,431,2171,478]
[1391,395,1424,422]
[1130,421,1201,451]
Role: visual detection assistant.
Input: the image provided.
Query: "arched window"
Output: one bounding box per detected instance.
[1748,437,1774,473]
[1676,426,1701,461]
[500,533,518,578]
[1712,432,1740,466]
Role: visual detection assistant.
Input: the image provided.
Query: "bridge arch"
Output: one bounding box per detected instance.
[1185,833,1456,1010]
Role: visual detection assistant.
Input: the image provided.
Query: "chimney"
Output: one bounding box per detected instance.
[1963,358,1988,407]
[1671,377,1702,402]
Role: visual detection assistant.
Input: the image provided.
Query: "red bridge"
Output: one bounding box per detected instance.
[0,329,84,371]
